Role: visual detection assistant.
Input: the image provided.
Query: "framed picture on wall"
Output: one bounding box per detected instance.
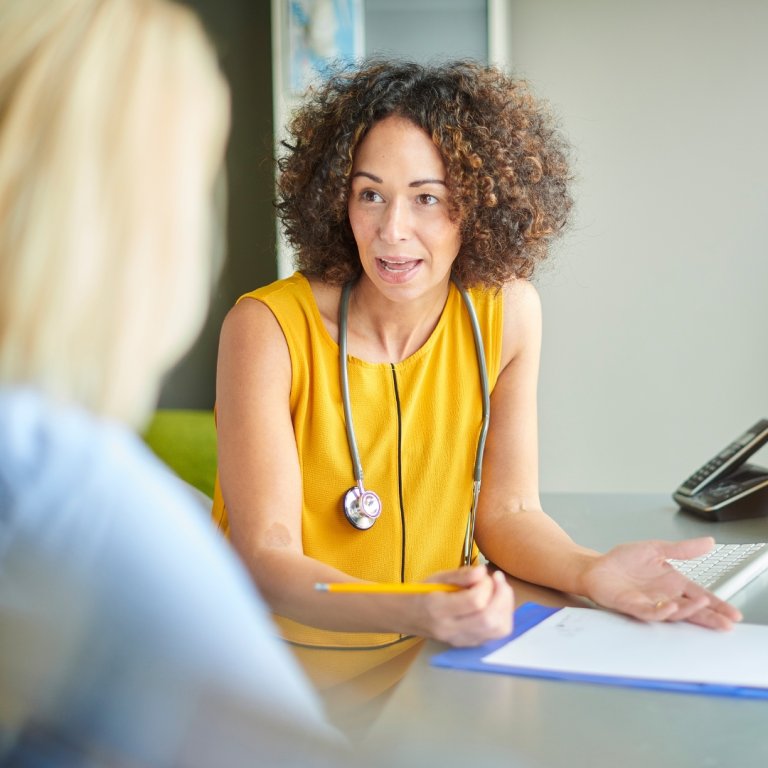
[287,0,364,94]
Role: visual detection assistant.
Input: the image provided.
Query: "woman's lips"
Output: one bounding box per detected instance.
[377,257,420,273]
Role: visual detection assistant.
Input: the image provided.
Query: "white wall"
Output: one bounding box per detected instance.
[503,0,768,492]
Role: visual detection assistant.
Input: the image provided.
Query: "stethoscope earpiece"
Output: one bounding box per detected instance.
[343,485,382,530]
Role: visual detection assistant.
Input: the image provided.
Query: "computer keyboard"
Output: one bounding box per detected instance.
[668,542,768,600]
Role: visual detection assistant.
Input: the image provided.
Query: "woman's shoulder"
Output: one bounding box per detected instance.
[464,278,539,330]
[222,275,306,346]
[224,273,341,349]
[0,391,334,742]
[0,388,107,514]
[496,279,542,366]
[304,276,341,341]
[466,277,538,306]
[0,388,255,620]
[237,272,306,302]
[0,388,195,530]
[501,277,541,315]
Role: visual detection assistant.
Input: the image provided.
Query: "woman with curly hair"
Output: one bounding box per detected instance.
[213,59,739,650]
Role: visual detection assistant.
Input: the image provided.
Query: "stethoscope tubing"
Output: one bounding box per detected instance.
[339,280,366,494]
[454,278,491,483]
[338,275,490,565]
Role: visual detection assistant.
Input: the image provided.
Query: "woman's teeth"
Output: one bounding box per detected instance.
[379,259,415,272]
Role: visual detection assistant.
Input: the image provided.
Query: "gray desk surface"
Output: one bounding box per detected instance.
[293,494,768,768]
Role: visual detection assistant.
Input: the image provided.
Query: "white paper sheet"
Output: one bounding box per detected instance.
[482,607,768,689]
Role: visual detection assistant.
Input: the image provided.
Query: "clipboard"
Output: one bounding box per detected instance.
[430,602,768,699]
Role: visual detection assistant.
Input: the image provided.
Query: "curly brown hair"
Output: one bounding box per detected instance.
[276,58,572,287]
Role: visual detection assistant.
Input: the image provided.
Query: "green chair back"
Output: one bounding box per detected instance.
[143,409,217,499]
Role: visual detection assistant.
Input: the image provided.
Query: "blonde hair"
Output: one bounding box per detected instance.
[0,0,229,426]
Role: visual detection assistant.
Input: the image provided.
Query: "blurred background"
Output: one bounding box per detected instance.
[167,0,768,494]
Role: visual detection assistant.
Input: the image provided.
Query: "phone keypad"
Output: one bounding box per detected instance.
[678,420,768,496]
[681,455,735,492]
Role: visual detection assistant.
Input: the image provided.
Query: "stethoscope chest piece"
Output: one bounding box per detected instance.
[343,486,382,530]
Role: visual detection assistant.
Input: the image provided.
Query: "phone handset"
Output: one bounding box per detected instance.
[675,419,768,498]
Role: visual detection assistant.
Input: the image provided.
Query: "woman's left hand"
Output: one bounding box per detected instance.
[580,536,743,629]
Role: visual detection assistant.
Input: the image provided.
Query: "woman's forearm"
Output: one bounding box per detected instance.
[475,506,599,595]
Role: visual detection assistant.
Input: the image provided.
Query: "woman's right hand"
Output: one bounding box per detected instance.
[409,565,514,647]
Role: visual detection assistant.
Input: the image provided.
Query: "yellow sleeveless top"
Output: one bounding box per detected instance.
[212,272,503,648]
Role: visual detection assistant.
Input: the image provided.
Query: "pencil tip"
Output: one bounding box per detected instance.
[314,583,328,591]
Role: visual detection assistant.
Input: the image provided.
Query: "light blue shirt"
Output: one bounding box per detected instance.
[0,389,343,766]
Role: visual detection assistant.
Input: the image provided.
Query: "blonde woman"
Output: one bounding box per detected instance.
[0,0,342,765]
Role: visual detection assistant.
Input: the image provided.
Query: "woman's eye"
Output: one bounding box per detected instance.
[416,193,438,206]
[359,189,383,203]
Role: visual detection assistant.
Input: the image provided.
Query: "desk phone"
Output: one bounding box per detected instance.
[673,419,768,521]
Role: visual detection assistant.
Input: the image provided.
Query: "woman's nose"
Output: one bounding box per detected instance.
[378,198,410,243]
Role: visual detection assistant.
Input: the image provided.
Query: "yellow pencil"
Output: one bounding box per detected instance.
[314,582,461,594]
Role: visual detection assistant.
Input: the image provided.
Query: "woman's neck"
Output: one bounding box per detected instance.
[345,277,452,364]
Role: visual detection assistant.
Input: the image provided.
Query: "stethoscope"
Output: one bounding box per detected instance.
[339,275,491,566]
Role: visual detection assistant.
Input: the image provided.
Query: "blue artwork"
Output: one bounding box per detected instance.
[288,0,362,93]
